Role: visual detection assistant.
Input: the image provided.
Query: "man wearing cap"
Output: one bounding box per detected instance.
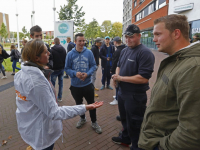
[112,24,155,150]
[110,36,126,105]
[99,36,115,90]
[91,38,103,97]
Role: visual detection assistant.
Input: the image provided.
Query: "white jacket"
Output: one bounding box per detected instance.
[14,63,86,150]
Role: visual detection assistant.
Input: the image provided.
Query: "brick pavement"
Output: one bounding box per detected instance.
[0,50,167,150]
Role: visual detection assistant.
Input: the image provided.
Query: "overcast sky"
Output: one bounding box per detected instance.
[0,0,123,32]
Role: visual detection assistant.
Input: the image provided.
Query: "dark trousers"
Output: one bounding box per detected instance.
[42,144,54,150]
[70,83,96,122]
[101,65,112,86]
[118,89,146,150]
[0,63,5,76]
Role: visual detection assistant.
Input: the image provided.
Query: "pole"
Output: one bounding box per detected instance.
[53,0,56,38]
[15,0,20,51]
[32,0,35,26]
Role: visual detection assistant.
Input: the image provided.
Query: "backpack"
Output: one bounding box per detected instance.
[14,49,21,59]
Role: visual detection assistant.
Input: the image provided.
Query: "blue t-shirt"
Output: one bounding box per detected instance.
[117,44,155,92]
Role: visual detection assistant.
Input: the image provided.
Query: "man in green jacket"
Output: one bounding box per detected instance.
[138,14,200,150]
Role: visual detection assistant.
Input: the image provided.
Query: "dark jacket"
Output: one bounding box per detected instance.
[67,41,75,53]
[100,44,115,68]
[51,44,66,70]
[10,49,19,62]
[45,43,53,69]
[0,49,10,63]
[110,44,126,74]
[91,45,100,66]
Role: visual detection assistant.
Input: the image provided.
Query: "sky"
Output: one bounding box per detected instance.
[0,0,123,32]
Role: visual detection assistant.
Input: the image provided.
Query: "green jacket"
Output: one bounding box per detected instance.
[138,42,200,150]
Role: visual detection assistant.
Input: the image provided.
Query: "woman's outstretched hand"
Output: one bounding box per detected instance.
[86,101,104,110]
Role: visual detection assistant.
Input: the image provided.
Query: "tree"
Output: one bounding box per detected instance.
[75,21,88,35]
[0,23,8,45]
[22,26,30,39]
[58,0,85,27]
[19,32,24,40]
[110,22,123,38]
[46,35,50,39]
[101,20,112,37]
[85,18,99,40]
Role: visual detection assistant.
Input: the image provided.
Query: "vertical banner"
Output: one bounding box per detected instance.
[55,20,74,51]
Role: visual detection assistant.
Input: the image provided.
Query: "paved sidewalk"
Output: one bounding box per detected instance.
[0,50,167,150]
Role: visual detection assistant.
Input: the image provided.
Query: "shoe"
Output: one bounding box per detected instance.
[1,76,7,79]
[112,137,131,147]
[64,75,69,79]
[110,99,118,105]
[91,122,102,134]
[57,98,62,102]
[107,85,113,90]
[113,95,116,99]
[116,116,121,121]
[95,87,99,91]
[95,93,99,97]
[76,118,86,129]
[11,73,15,75]
[100,85,105,90]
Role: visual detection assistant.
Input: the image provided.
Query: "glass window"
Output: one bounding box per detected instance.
[134,0,137,7]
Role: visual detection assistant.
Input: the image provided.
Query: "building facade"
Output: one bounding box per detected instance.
[123,0,132,42]
[131,0,169,49]
[168,0,200,39]
[0,12,10,39]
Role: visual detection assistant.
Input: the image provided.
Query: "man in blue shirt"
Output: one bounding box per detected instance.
[65,33,102,134]
[112,24,155,150]
[99,36,115,90]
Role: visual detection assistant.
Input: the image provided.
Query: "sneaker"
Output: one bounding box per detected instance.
[91,122,102,134]
[107,85,113,90]
[110,99,118,105]
[100,85,105,90]
[116,115,121,121]
[95,87,99,91]
[113,95,116,99]
[64,75,69,79]
[1,76,7,79]
[57,98,62,102]
[112,137,131,147]
[95,93,99,97]
[11,73,15,75]
[76,118,86,129]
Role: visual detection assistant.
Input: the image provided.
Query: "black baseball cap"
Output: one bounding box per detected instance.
[95,38,103,43]
[113,36,121,42]
[124,24,140,36]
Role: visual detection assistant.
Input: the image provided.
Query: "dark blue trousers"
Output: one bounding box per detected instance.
[42,143,54,150]
[101,65,112,86]
[118,89,146,150]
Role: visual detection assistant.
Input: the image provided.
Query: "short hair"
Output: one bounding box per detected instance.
[54,38,60,45]
[67,37,71,41]
[75,33,84,41]
[30,25,42,36]
[22,39,46,66]
[154,14,189,40]
[23,39,28,43]
[115,40,122,44]
[11,44,16,50]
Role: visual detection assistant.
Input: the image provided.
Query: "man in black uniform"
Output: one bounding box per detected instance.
[30,25,53,69]
[112,24,155,150]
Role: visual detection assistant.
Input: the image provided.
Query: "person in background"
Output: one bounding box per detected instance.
[50,38,67,102]
[112,24,155,150]
[14,39,103,150]
[138,14,200,150]
[0,45,9,79]
[99,36,115,90]
[91,38,103,97]
[110,36,126,105]
[21,39,27,62]
[65,33,102,134]
[10,44,21,75]
[64,37,75,79]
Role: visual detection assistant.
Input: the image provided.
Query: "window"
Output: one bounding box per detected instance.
[134,0,137,7]
[140,0,145,4]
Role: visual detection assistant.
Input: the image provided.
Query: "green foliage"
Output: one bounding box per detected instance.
[0,23,8,43]
[46,35,50,39]
[58,0,85,27]
[85,18,99,40]
[2,58,21,72]
[101,20,112,37]
[21,26,30,39]
[110,22,123,37]
[19,32,24,40]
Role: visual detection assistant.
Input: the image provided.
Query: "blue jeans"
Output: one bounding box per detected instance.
[51,69,64,99]
[12,59,21,72]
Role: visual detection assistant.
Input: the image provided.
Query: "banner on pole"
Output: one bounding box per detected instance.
[54,20,74,51]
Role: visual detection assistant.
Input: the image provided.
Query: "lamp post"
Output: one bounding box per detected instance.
[15,0,20,51]
[32,0,35,26]
[53,0,56,38]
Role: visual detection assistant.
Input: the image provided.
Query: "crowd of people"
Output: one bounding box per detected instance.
[1,14,200,150]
